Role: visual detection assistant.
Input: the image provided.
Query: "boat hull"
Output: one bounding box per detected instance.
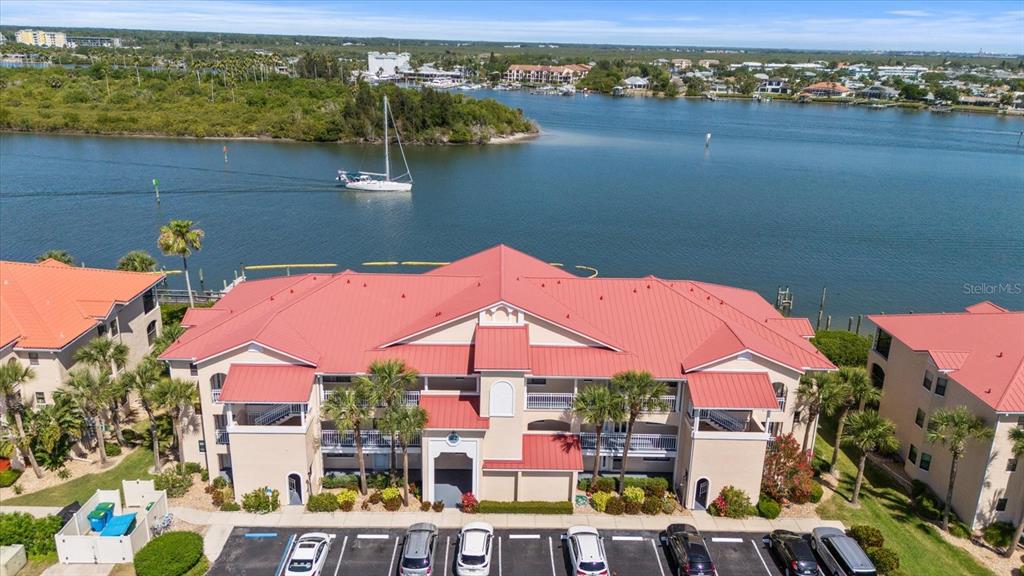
[341,180,413,192]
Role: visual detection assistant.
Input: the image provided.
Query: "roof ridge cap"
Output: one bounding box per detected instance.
[1,259,163,277]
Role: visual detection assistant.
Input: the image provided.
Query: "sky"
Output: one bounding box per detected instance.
[2,1,1023,54]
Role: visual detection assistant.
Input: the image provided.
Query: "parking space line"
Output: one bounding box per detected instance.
[444,536,450,576]
[711,537,744,543]
[650,538,666,576]
[611,536,645,541]
[508,534,540,539]
[498,536,502,576]
[274,534,297,576]
[752,539,773,576]
[388,537,400,576]
[548,536,557,576]
[333,536,347,576]
[357,534,391,539]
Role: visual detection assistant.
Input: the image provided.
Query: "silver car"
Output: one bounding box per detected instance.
[400,523,439,576]
[811,527,876,576]
[565,525,609,576]
[456,521,494,576]
[284,532,335,576]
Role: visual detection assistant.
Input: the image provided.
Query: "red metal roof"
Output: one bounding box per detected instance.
[421,394,489,429]
[218,364,315,403]
[686,371,779,410]
[474,325,530,371]
[483,434,583,471]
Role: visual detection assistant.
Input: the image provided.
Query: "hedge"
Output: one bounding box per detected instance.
[307,493,339,512]
[476,500,574,514]
[0,512,62,557]
[323,473,359,490]
[621,476,669,498]
[134,531,205,576]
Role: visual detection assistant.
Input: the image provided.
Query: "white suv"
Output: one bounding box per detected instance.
[456,522,494,576]
[565,526,609,576]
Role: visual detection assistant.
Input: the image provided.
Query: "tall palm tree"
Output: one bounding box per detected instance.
[36,250,73,265]
[152,323,186,357]
[321,386,371,495]
[154,377,198,467]
[829,367,881,475]
[63,368,116,466]
[393,404,428,507]
[797,372,839,454]
[117,250,158,272]
[74,337,129,445]
[121,357,164,472]
[572,383,625,483]
[1004,427,1024,557]
[842,410,898,505]
[926,406,995,531]
[0,359,43,478]
[158,219,204,308]
[358,359,418,482]
[611,371,668,494]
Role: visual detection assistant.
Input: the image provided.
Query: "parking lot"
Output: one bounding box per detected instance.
[211,526,789,576]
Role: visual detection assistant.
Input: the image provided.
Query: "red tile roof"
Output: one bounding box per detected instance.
[218,364,315,403]
[474,325,530,371]
[870,304,1024,412]
[0,260,163,350]
[421,394,489,430]
[483,434,583,471]
[686,371,779,410]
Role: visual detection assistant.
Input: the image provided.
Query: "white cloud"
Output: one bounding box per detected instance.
[887,10,931,17]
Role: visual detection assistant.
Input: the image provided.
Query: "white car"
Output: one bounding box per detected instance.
[456,522,494,576]
[285,532,336,576]
[565,526,609,576]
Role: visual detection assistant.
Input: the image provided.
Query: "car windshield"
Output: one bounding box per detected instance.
[460,554,487,566]
[287,559,313,572]
[580,561,606,571]
[402,557,430,570]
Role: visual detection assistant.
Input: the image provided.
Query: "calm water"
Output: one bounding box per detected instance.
[1,91,1022,321]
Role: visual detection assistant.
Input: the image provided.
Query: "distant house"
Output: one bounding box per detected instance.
[671,58,692,70]
[801,82,851,98]
[756,78,790,95]
[623,76,650,89]
[958,95,998,107]
[503,64,591,85]
[698,59,720,68]
[858,85,899,100]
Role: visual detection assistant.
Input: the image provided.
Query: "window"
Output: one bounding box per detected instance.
[793,411,802,426]
[1019,415,1024,428]
[920,453,932,471]
[322,375,351,383]
[935,376,948,396]
[769,421,784,437]
[97,323,108,337]
[773,382,787,411]
[997,498,1008,512]
[870,364,886,390]
[908,445,918,464]
[146,320,158,346]
[143,289,156,313]
[526,378,548,386]
[489,380,515,417]
[109,319,119,337]
[1009,459,1018,473]
[922,372,932,391]
[198,440,206,453]
[27,352,39,365]
[915,408,926,428]
[189,363,198,376]
[34,392,46,405]
[874,328,892,359]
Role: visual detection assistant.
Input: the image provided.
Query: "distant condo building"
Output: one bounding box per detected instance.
[503,64,592,85]
[367,51,411,78]
[697,59,720,68]
[16,29,68,48]
[67,36,123,48]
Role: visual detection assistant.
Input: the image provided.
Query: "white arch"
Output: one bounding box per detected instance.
[489,380,515,417]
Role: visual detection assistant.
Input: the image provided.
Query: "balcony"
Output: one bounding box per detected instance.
[321,389,420,407]
[579,432,677,454]
[686,407,770,439]
[215,429,229,445]
[525,393,678,413]
[225,403,309,431]
[212,389,222,403]
[320,429,419,452]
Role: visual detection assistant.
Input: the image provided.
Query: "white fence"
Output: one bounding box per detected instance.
[55,480,167,565]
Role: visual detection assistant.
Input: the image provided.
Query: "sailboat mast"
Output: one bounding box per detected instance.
[383,95,390,181]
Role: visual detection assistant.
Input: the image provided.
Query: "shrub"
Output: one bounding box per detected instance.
[982,521,1014,549]
[104,443,122,457]
[949,521,971,539]
[383,498,402,511]
[605,496,624,515]
[624,499,642,514]
[210,488,225,508]
[199,469,209,482]
[461,492,479,513]
[420,501,432,511]
[220,501,240,512]
[336,489,357,512]
[432,501,445,512]
[577,477,591,492]
[307,493,340,512]
[212,476,228,490]
[913,491,942,521]
[708,486,754,519]
[0,469,22,488]
[154,468,193,498]
[323,473,359,490]
[241,487,280,514]
[808,482,824,504]
[757,495,781,519]
[866,546,900,574]
[0,513,62,557]
[661,498,676,514]
[183,462,202,474]
[591,491,614,513]
[368,490,382,504]
[622,476,668,498]
[477,500,574,514]
[847,525,884,549]
[367,472,391,490]
[642,497,663,515]
[762,434,814,503]
[381,486,401,508]
[591,476,616,493]
[810,330,872,367]
[623,486,646,504]
[134,531,204,576]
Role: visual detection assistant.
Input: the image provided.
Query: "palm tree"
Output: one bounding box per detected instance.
[321,386,371,495]
[74,337,129,445]
[1004,427,1024,557]
[393,404,428,507]
[0,359,44,478]
[829,367,881,475]
[358,359,418,482]
[797,372,839,454]
[36,250,73,265]
[121,357,164,472]
[842,410,898,505]
[63,368,116,466]
[572,383,625,483]
[152,323,186,357]
[117,250,158,272]
[158,219,204,308]
[926,406,995,531]
[154,377,198,467]
[611,371,668,494]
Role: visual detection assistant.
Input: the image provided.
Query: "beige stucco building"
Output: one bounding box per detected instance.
[161,245,834,507]
[870,301,1024,530]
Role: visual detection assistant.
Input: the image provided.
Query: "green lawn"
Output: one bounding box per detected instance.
[6,449,156,507]
[814,426,994,576]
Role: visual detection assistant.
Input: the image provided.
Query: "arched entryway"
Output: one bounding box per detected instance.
[694,478,710,510]
[433,453,472,508]
[287,473,302,505]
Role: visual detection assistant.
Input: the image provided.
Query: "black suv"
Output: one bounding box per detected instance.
[664,524,717,576]
[764,530,820,576]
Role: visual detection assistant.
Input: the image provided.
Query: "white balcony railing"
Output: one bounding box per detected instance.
[776,396,786,411]
[647,395,678,413]
[321,429,418,450]
[215,429,229,444]
[250,403,304,426]
[526,392,574,410]
[696,409,747,432]
[579,432,677,453]
[212,389,222,403]
[322,389,420,407]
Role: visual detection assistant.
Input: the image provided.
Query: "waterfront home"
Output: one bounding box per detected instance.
[857,85,899,100]
[0,259,163,407]
[503,64,591,85]
[868,302,1024,530]
[623,76,650,89]
[756,79,790,95]
[671,59,692,71]
[800,82,852,98]
[959,95,999,107]
[160,245,834,508]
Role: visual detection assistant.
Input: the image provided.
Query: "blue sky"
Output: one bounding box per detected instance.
[2,1,1022,53]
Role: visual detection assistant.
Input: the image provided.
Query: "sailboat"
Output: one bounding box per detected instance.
[336,95,413,192]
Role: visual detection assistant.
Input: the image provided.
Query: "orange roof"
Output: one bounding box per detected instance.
[687,371,779,410]
[421,394,489,429]
[218,364,315,403]
[483,434,582,471]
[0,260,163,350]
[474,325,530,371]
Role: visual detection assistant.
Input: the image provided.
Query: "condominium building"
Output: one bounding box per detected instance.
[869,302,1024,529]
[0,259,164,407]
[503,64,591,85]
[367,51,411,78]
[161,245,834,507]
[15,29,68,48]
[67,36,122,48]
